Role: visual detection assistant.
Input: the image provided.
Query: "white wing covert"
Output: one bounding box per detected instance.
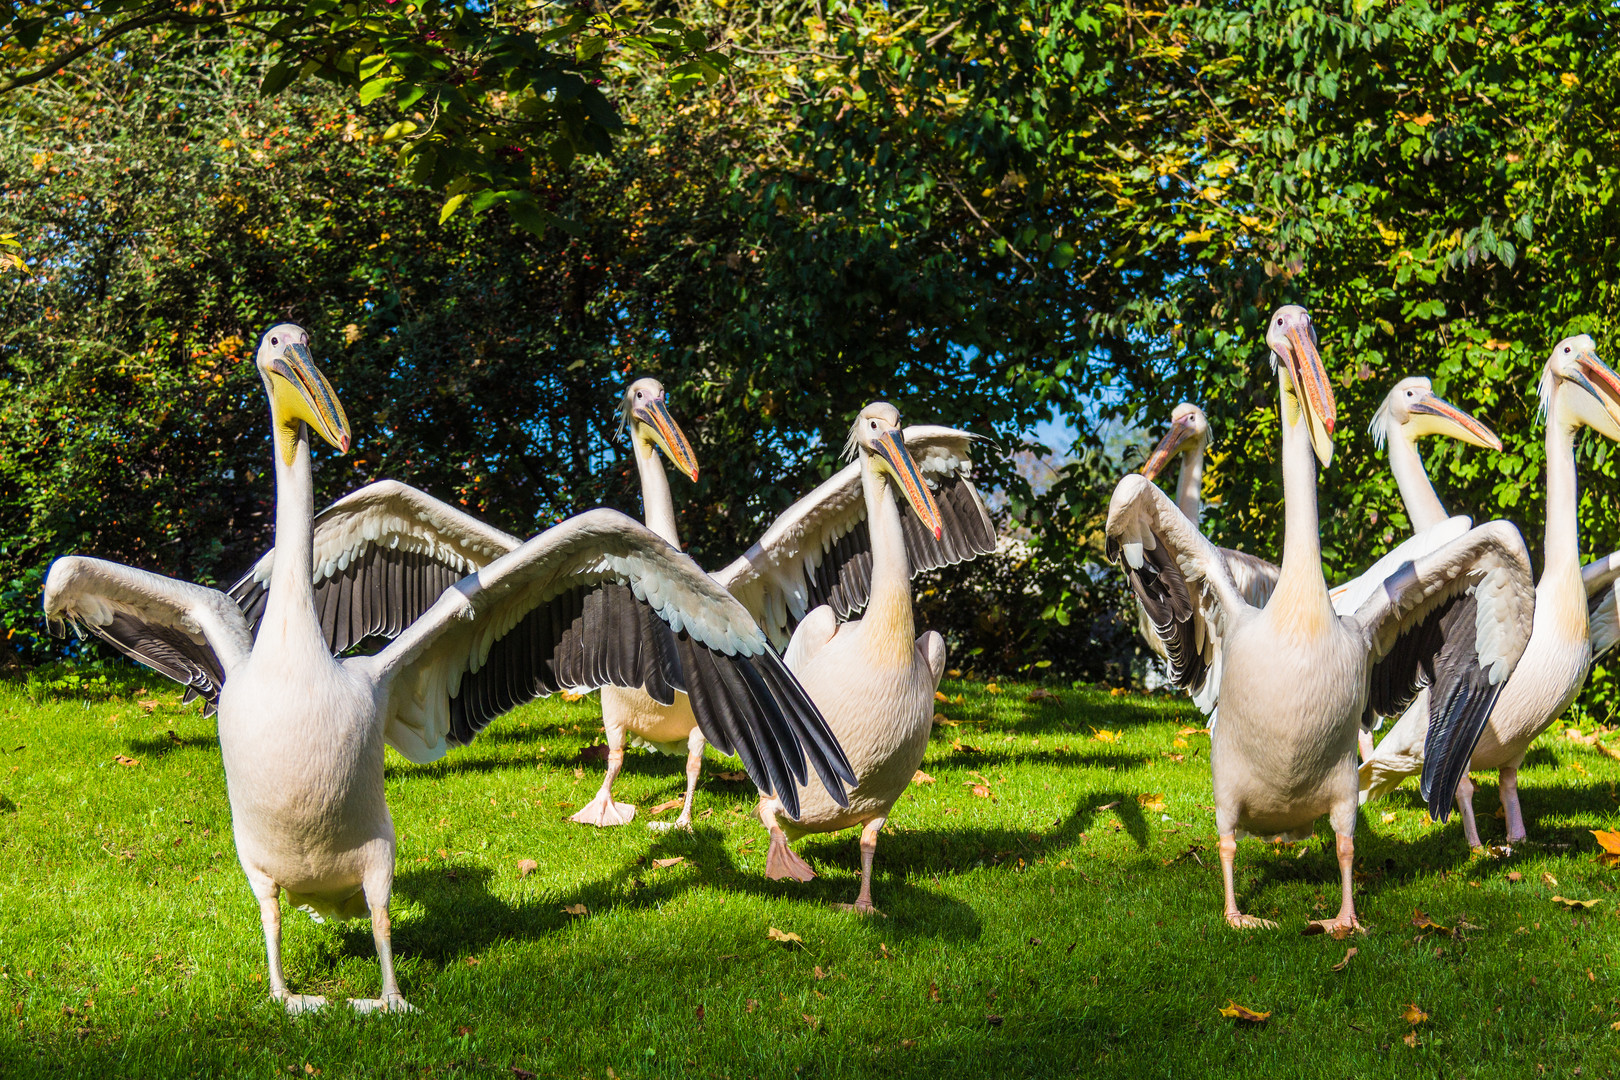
[1584,550,1620,659]
[714,426,996,648]
[43,557,253,715]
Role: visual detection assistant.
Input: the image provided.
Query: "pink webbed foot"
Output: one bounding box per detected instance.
[1304,916,1365,939]
[1225,912,1279,930]
[570,795,636,827]
[831,899,883,916]
[766,835,817,882]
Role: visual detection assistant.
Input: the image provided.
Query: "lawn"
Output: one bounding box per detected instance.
[2,667,1619,1078]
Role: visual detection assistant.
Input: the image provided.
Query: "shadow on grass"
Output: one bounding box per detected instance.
[125,731,219,758]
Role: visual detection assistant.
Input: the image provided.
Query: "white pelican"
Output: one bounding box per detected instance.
[1360,336,1620,847]
[1108,306,1537,931]
[736,403,980,913]
[44,325,854,1013]
[229,388,996,835]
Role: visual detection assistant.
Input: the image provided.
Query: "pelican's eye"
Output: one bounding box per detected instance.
[1565,345,1573,353]
[270,337,278,346]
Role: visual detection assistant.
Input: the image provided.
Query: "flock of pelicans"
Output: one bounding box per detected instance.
[39,306,1620,1014]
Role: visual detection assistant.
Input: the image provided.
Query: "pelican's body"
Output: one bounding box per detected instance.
[1360,338,1620,847]
[757,403,952,912]
[1109,307,1537,930]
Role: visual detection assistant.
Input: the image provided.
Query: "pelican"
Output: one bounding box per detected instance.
[1108,306,1536,931]
[229,385,996,835]
[1360,337,1620,848]
[44,325,854,1013]
[738,403,972,913]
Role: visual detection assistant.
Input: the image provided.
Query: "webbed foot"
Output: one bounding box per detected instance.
[1224,912,1279,930]
[766,835,817,882]
[570,796,636,827]
[274,992,328,1015]
[349,994,417,1014]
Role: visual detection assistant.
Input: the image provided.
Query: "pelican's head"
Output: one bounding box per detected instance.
[1369,377,1502,452]
[1141,402,1210,480]
[845,402,943,539]
[620,377,698,482]
[1540,335,1620,441]
[1266,304,1336,466]
[254,323,350,465]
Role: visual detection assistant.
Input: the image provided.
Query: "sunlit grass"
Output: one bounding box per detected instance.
[2,671,1619,1077]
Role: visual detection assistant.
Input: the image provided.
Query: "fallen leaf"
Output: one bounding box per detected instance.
[1594,829,1620,867]
[647,797,684,815]
[746,999,757,1013]
[1332,947,1358,971]
[928,982,942,1002]
[1137,793,1167,813]
[935,691,949,703]
[1551,895,1603,909]
[1411,909,1453,936]
[946,668,961,677]
[1403,1004,1429,1025]
[715,771,748,782]
[138,698,159,713]
[951,740,982,754]
[986,1013,1003,1025]
[1217,1001,1270,1023]
[1381,812,1398,824]
[571,767,585,780]
[970,784,991,798]
[511,1068,536,1080]
[813,965,828,979]
[932,712,957,727]
[560,689,586,702]
[1543,872,1559,886]
[1177,726,1208,736]
[465,957,480,967]
[912,770,935,784]
[113,755,139,768]
[901,1038,917,1049]
[985,683,1000,694]
[561,903,588,916]
[1026,688,1059,702]
[652,856,685,869]
[1109,687,1128,697]
[1172,737,1189,749]
[767,927,802,945]
[1090,728,1120,744]
[1507,871,1522,882]
[517,859,538,878]
[1095,801,1120,811]
[802,1013,820,1030]
[1403,1030,1421,1048]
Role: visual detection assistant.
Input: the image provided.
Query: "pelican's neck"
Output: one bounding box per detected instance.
[1269,386,1334,630]
[1543,395,1583,580]
[260,422,322,642]
[861,456,915,656]
[1174,440,1204,523]
[633,434,680,546]
[1386,428,1449,532]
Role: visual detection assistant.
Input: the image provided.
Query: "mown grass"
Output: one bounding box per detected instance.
[2,668,1620,1078]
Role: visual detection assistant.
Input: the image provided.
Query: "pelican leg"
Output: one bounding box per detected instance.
[840,816,885,914]
[349,869,415,1014]
[761,798,816,882]
[1357,729,1375,762]
[1219,833,1276,930]
[649,729,705,834]
[570,731,636,827]
[1500,761,1528,843]
[1306,832,1363,937]
[1455,773,1483,851]
[249,870,326,1015]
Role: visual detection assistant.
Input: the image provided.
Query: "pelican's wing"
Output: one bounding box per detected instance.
[43,557,253,715]
[713,426,996,648]
[1353,520,1536,820]
[228,480,521,653]
[1219,547,1280,609]
[1584,551,1620,658]
[366,509,855,818]
[1106,474,1248,715]
[1328,516,1473,617]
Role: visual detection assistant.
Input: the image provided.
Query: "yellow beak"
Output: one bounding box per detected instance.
[268,343,350,463]
[634,397,699,482]
[875,429,942,539]
[1141,417,1196,480]
[1408,394,1502,451]
[1282,324,1336,466]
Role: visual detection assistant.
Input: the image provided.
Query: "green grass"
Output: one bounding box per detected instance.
[3,671,1620,1078]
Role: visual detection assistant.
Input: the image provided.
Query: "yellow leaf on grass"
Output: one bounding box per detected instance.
[1402,1004,1429,1025]
[517,859,538,878]
[647,797,684,815]
[560,689,586,702]
[1176,726,1208,736]
[933,712,957,727]
[985,683,1000,694]
[714,771,749,782]
[911,770,935,785]
[652,857,685,869]
[561,903,588,916]
[1217,1000,1269,1023]
[1403,1030,1421,1048]
[1551,895,1603,909]
[969,784,991,799]
[1382,812,1398,823]
[935,691,949,703]
[1542,872,1559,887]
[767,927,802,944]
[1090,728,1120,744]
[1593,830,1620,867]
[1172,737,1189,749]
[1137,793,1167,813]
[113,755,140,767]
[1411,908,1451,935]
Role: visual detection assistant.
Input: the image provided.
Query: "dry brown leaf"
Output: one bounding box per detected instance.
[1542,872,1559,887]
[1217,1001,1270,1023]
[113,755,139,768]
[946,668,961,677]
[767,927,803,944]
[1411,909,1452,936]
[1507,871,1523,883]
[1109,687,1128,697]
[933,712,957,727]
[1177,726,1208,736]
[138,698,159,713]
[813,965,828,980]
[571,767,585,780]
[911,770,935,785]
[561,903,588,916]
[560,689,586,702]
[464,956,480,967]
[1026,688,1059,702]
[746,998,757,1013]
[1403,1030,1421,1048]
[1594,829,1620,867]
[517,859,538,878]
[1332,947,1358,972]
[715,771,749,782]
[951,740,982,754]
[901,1038,917,1049]
[965,783,990,798]
[652,856,685,870]
[1090,728,1120,744]
[935,691,950,703]
[1095,801,1120,811]
[647,797,684,815]
[1381,812,1398,824]
[802,1013,820,1030]
[1551,895,1603,909]
[1137,793,1167,813]
[1402,1004,1429,1025]
[928,982,942,1002]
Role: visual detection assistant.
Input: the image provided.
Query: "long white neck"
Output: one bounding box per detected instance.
[860,456,915,659]
[633,433,680,546]
[1268,384,1334,633]
[1174,439,1204,522]
[259,423,323,645]
[1543,391,1584,579]
[1386,427,1450,532]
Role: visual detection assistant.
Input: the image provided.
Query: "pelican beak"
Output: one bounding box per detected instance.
[875,429,943,539]
[1280,323,1337,466]
[633,395,699,482]
[1141,417,1196,480]
[1571,348,1620,437]
[267,342,351,463]
[1408,393,1503,451]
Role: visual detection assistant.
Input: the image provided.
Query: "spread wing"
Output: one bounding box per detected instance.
[1328,516,1473,617]
[227,480,521,654]
[1220,547,1279,609]
[364,508,855,818]
[713,426,996,649]
[1106,474,1248,717]
[1585,550,1620,659]
[42,558,253,715]
[1352,520,1537,820]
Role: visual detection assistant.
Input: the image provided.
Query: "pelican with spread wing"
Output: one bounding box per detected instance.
[228,382,996,835]
[44,326,854,1014]
[1107,306,1536,931]
[1360,337,1620,848]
